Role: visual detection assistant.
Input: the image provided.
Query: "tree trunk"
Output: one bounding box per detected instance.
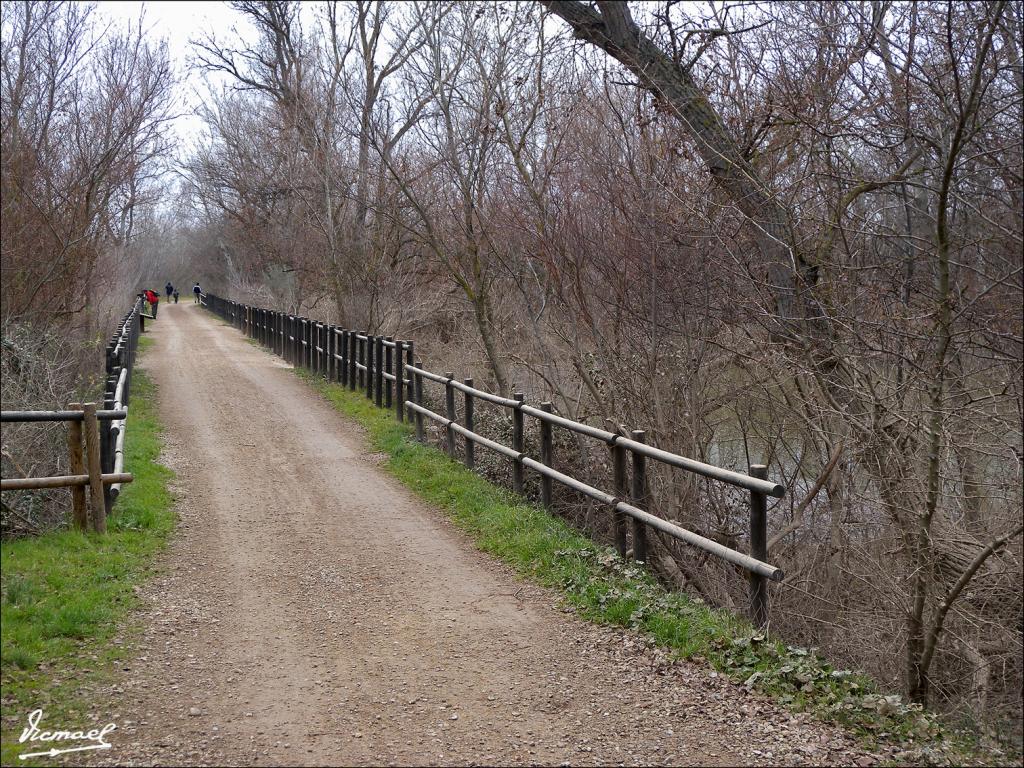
[472,289,510,396]
[542,1,805,322]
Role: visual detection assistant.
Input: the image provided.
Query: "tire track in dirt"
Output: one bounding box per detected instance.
[89,302,891,766]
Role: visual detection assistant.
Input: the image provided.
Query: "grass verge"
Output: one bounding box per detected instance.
[302,372,1002,766]
[0,337,175,765]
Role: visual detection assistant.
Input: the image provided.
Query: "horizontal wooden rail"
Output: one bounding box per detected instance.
[448,377,521,407]
[1,472,133,491]
[404,364,448,385]
[405,400,444,424]
[611,499,783,581]
[1,409,128,423]
[450,421,521,461]
[520,402,618,443]
[614,436,784,497]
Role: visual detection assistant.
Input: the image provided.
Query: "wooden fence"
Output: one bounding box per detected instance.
[202,293,786,625]
[1,295,149,532]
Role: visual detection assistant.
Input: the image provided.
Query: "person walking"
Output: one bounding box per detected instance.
[193,282,202,303]
[165,281,173,299]
[173,289,179,304]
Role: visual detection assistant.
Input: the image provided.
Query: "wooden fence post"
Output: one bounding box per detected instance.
[355,334,361,389]
[612,441,628,557]
[349,331,358,390]
[314,323,321,375]
[327,325,335,382]
[341,330,350,386]
[365,333,374,400]
[630,430,649,563]
[749,463,769,628]
[102,383,115,514]
[307,320,314,369]
[463,378,475,469]
[394,341,405,422]
[82,403,106,534]
[306,320,312,369]
[512,393,525,493]
[540,402,554,508]
[414,355,425,442]
[315,323,321,370]
[445,373,456,457]
[374,336,384,408]
[67,403,87,531]
[384,337,394,410]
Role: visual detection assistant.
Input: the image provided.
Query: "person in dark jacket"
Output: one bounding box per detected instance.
[165,281,173,299]
[173,289,180,304]
[193,283,202,303]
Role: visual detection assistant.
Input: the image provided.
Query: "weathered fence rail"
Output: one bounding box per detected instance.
[1,294,150,533]
[202,293,786,625]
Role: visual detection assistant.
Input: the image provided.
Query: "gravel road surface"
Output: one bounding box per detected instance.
[84,303,891,766]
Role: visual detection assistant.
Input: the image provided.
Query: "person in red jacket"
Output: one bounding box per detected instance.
[143,289,159,316]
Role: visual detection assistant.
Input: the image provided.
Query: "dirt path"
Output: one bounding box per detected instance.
[91,303,886,766]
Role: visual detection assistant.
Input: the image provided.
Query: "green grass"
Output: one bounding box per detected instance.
[1,336,176,765]
[301,372,1001,765]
